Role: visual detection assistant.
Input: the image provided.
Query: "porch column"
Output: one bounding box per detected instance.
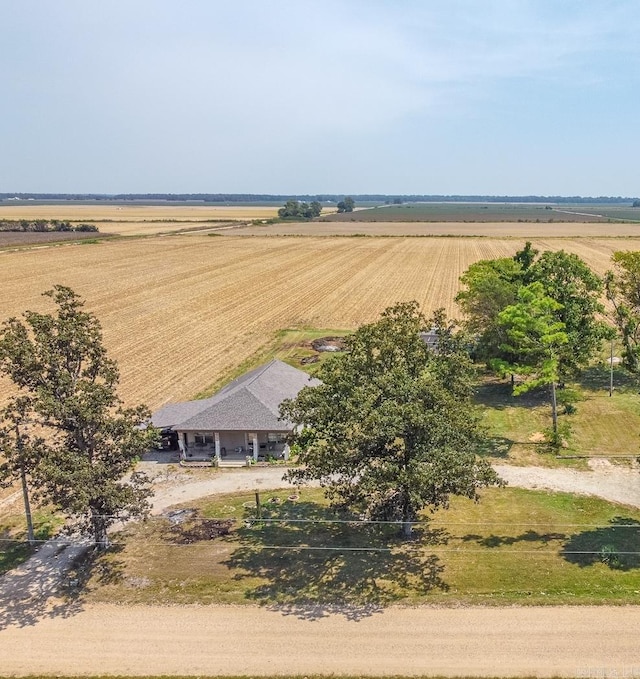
[252,433,259,462]
[283,443,290,461]
[214,432,221,462]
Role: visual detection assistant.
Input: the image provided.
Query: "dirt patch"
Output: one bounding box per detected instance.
[310,336,347,352]
[163,510,233,544]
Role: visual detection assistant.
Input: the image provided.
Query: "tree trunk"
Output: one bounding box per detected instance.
[19,462,35,547]
[551,381,558,435]
[401,494,413,539]
[91,511,109,551]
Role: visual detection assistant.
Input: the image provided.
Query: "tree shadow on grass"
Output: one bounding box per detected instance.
[577,365,640,393]
[461,530,567,548]
[223,501,449,620]
[66,543,127,588]
[474,378,550,411]
[476,435,514,459]
[561,517,640,570]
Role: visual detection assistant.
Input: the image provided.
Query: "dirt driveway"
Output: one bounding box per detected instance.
[143,457,640,512]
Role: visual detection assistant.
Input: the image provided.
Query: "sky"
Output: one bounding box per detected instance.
[1,0,639,196]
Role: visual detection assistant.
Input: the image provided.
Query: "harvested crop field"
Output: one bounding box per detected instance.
[0,205,288,236]
[1,235,638,410]
[224,220,640,237]
[0,204,283,222]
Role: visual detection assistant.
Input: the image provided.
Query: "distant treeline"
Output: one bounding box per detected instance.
[1,193,638,204]
[0,220,99,233]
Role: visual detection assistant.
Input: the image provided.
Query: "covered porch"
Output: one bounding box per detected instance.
[178,429,290,462]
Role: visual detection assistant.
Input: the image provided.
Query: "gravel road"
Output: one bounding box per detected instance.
[1,603,639,676]
[147,466,307,514]
[147,458,640,513]
[1,460,639,677]
[495,459,640,508]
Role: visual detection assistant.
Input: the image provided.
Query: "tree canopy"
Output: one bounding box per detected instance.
[457,244,609,379]
[278,200,322,220]
[336,196,355,213]
[281,302,501,538]
[525,250,610,376]
[492,282,568,438]
[455,257,523,361]
[605,251,640,372]
[0,286,156,548]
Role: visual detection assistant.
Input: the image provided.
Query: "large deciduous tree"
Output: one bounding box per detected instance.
[605,251,640,373]
[457,245,610,379]
[278,200,322,220]
[281,302,501,538]
[455,257,523,361]
[0,286,156,549]
[336,196,355,213]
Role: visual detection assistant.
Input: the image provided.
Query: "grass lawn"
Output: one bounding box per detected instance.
[0,510,63,575]
[70,486,640,608]
[477,364,640,467]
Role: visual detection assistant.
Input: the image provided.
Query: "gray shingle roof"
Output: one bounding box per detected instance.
[151,359,320,432]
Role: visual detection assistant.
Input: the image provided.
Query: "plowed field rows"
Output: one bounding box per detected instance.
[1,235,638,409]
[226,220,640,237]
[0,204,282,221]
[0,205,286,237]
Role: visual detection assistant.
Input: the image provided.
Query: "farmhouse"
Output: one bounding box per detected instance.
[151,359,320,462]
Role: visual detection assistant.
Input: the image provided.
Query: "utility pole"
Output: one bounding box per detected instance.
[609,338,614,397]
[15,423,35,546]
[255,490,261,520]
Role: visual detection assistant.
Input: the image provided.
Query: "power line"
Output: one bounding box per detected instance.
[2,536,640,556]
[2,512,640,528]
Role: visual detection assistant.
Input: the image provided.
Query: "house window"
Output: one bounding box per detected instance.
[194,433,214,447]
[267,433,287,444]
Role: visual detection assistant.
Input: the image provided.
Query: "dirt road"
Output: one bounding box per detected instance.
[2,461,639,677]
[1,603,639,676]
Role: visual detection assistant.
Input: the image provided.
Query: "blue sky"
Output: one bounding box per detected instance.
[1,1,638,195]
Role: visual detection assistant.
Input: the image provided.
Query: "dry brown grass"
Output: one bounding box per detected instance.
[0,235,637,410]
[224,220,640,237]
